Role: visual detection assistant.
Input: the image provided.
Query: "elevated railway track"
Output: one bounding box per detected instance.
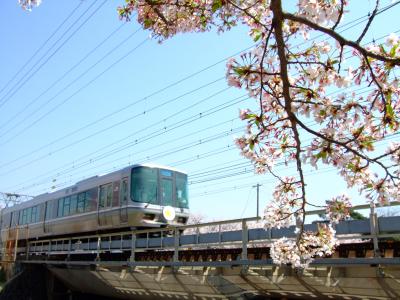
[2,203,400,299]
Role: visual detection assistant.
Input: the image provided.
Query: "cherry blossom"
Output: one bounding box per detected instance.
[116,0,400,267]
[18,0,41,11]
[326,194,352,224]
[271,224,337,268]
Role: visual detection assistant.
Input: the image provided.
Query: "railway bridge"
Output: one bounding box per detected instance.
[1,204,400,300]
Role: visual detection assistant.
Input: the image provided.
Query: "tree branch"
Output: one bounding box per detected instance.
[357,0,380,44]
[282,11,400,64]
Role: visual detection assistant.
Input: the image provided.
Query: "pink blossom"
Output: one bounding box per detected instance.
[386,33,399,47]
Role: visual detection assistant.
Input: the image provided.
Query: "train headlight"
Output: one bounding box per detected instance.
[162,206,176,221]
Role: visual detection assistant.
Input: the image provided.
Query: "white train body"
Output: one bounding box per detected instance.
[0,164,189,241]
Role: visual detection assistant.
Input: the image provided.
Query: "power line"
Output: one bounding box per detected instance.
[1,8,396,167]
[1,4,398,197]
[0,0,106,111]
[0,77,227,173]
[1,0,391,147]
[6,83,399,194]
[0,1,84,99]
[0,23,127,133]
[0,37,149,146]
[4,94,247,192]
[0,27,142,142]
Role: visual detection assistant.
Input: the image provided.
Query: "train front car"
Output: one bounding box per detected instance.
[0,164,189,243]
[129,165,189,228]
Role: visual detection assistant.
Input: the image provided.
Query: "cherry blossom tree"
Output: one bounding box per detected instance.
[18,0,399,267]
[118,0,400,267]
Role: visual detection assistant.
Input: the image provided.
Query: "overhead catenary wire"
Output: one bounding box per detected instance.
[27,129,399,196]
[5,94,248,192]
[6,78,396,195]
[0,25,138,141]
[0,0,107,110]
[1,7,396,167]
[0,4,400,197]
[1,1,395,149]
[0,1,84,100]
[0,77,228,173]
[0,22,127,133]
[0,37,150,146]
[3,22,397,171]
[5,81,399,194]
[38,119,400,195]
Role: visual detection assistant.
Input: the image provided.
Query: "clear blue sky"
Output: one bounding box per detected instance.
[0,0,399,220]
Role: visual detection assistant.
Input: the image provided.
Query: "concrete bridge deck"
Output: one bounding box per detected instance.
[2,204,400,299]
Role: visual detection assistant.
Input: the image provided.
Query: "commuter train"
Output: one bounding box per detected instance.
[0,164,189,241]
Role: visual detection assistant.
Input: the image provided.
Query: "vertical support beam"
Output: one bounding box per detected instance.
[48,240,52,258]
[253,183,261,218]
[370,204,380,257]
[14,227,19,262]
[241,220,248,261]
[67,239,72,260]
[218,224,222,245]
[130,233,136,262]
[241,220,248,274]
[173,228,179,263]
[96,236,101,261]
[25,241,30,260]
[196,227,200,245]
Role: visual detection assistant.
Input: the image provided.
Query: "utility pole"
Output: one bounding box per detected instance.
[252,184,261,218]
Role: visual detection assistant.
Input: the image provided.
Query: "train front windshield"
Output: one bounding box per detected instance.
[131,167,188,208]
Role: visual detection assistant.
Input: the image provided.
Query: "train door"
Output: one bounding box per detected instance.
[160,170,174,207]
[43,200,54,234]
[42,202,47,234]
[111,181,120,226]
[98,182,113,226]
[119,178,128,224]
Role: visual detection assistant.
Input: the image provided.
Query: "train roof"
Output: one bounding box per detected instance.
[2,163,187,214]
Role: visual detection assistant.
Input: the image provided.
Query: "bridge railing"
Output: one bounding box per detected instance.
[9,201,400,263]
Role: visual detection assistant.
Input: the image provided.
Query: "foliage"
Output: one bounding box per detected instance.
[349,210,367,220]
[118,0,400,267]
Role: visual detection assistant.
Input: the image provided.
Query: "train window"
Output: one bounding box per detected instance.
[22,209,28,225]
[86,188,97,211]
[11,211,19,226]
[131,167,158,204]
[176,173,189,208]
[161,169,172,177]
[161,178,173,206]
[2,213,11,228]
[70,195,78,215]
[99,186,105,208]
[106,184,113,207]
[58,198,63,217]
[112,182,120,207]
[45,201,53,220]
[120,178,128,206]
[31,206,37,223]
[63,197,71,216]
[99,183,113,209]
[78,192,86,213]
[26,207,32,224]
